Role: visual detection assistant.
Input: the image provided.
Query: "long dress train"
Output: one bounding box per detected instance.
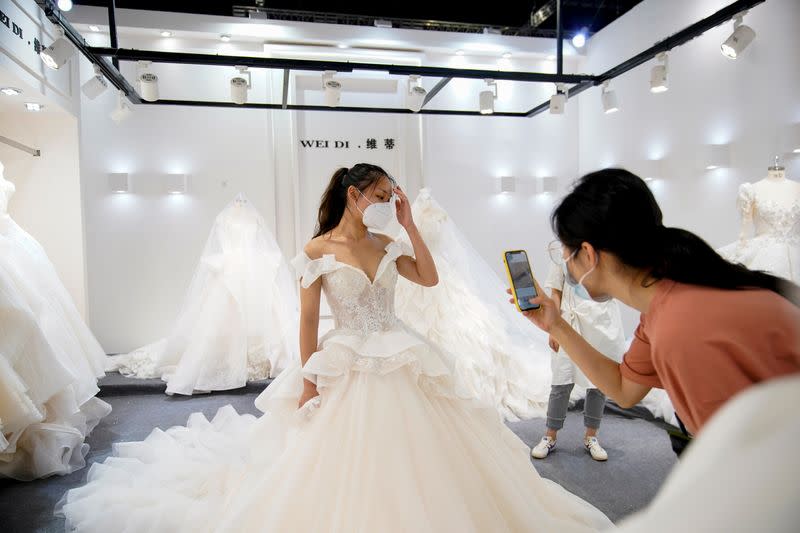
[57,240,613,532]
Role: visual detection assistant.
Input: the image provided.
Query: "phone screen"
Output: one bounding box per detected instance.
[506,251,540,311]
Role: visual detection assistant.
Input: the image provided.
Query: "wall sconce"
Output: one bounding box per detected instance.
[638,159,665,182]
[703,144,731,170]
[496,176,515,194]
[539,176,558,194]
[165,173,188,194]
[108,173,130,193]
[786,124,800,154]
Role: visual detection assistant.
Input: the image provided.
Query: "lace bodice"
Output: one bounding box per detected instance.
[738,183,800,244]
[292,241,414,335]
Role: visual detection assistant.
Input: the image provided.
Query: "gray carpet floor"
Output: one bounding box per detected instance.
[0,375,677,532]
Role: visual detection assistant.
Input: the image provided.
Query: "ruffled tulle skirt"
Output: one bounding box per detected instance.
[718,235,799,283]
[0,241,110,480]
[59,325,613,532]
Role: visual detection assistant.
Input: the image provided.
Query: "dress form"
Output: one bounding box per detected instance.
[737,156,800,243]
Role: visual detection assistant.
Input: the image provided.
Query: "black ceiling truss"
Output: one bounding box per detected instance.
[35,0,764,117]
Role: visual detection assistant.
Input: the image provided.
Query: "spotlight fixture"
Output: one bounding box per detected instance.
[81,64,108,100]
[1,87,22,96]
[600,80,619,114]
[110,91,132,123]
[40,29,72,70]
[502,52,512,59]
[572,28,587,49]
[479,79,497,115]
[721,12,756,59]
[220,34,232,42]
[57,0,73,11]
[337,44,349,49]
[137,61,159,102]
[455,49,464,56]
[24,102,44,112]
[107,173,130,194]
[549,83,567,114]
[160,30,173,38]
[89,25,100,32]
[230,66,251,105]
[406,75,427,113]
[322,71,341,108]
[650,52,669,93]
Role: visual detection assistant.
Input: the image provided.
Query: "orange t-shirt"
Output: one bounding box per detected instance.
[620,279,800,435]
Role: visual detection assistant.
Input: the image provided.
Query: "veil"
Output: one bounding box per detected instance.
[109,194,299,395]
[394,188,552,420]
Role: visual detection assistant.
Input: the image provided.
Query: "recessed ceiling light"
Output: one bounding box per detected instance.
[1,87,22,96]
[220,34,231,42]
[337,44,349,49]
[89,25,100,32]
[455,49,464,56]
[25,102,44,112]
[502,52,512,59]
[160,30,173,38]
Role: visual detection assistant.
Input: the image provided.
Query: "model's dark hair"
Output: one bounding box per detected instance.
[552,168,797,303]
[314,163,394,238]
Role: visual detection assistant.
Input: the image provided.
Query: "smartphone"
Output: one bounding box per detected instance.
[503,250,540,312]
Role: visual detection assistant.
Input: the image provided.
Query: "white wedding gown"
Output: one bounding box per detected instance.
[718,182,800,282]
[58,240,613,532]
[108,196,298,395]
[394,189,552,420]
[0,175,110,480]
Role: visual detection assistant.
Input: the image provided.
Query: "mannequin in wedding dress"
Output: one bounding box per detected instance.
[719,157,800,282]
[108,193,299,395]
[0,161,111,480]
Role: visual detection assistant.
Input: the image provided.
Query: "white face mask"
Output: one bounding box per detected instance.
[356,190,395,230]
[562,249,612,303]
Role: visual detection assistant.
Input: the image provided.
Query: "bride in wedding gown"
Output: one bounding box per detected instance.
[57,164,613,532]
[394,188,552,420]
[107,194,298,395]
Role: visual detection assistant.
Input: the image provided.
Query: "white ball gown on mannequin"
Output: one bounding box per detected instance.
[107,195,299,395]
[0,167,110,480]
[57,240,613,532]
[718,181,800,283]
[393,189,552,420]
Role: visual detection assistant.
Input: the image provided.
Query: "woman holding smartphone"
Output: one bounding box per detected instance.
[515,168,800,437]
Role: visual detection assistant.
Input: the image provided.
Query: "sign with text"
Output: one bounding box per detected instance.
[299,138,397,150]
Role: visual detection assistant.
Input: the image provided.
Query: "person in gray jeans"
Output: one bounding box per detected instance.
[530,256,626,462]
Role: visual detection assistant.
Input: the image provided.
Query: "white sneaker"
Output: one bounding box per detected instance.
[531,436,556,459]
[584,436,608,461]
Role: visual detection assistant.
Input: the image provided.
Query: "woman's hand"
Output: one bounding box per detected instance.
[298,380,319,409]
[393,186,414,229]
[506,279,562,334]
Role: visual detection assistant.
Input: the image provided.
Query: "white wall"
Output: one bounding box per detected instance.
[1,0,86,316]
[577,0,800,331]
[78,54,278,353]
[0,109,85,315]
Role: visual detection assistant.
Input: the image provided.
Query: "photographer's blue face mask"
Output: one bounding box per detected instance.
[562,249,612,303]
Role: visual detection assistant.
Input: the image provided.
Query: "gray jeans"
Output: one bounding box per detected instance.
[546,384,606,430]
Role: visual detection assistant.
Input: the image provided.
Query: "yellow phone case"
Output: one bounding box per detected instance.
[503,249,539,312]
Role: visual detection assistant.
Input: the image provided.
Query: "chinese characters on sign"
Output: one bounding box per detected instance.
[299,138,396,150]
